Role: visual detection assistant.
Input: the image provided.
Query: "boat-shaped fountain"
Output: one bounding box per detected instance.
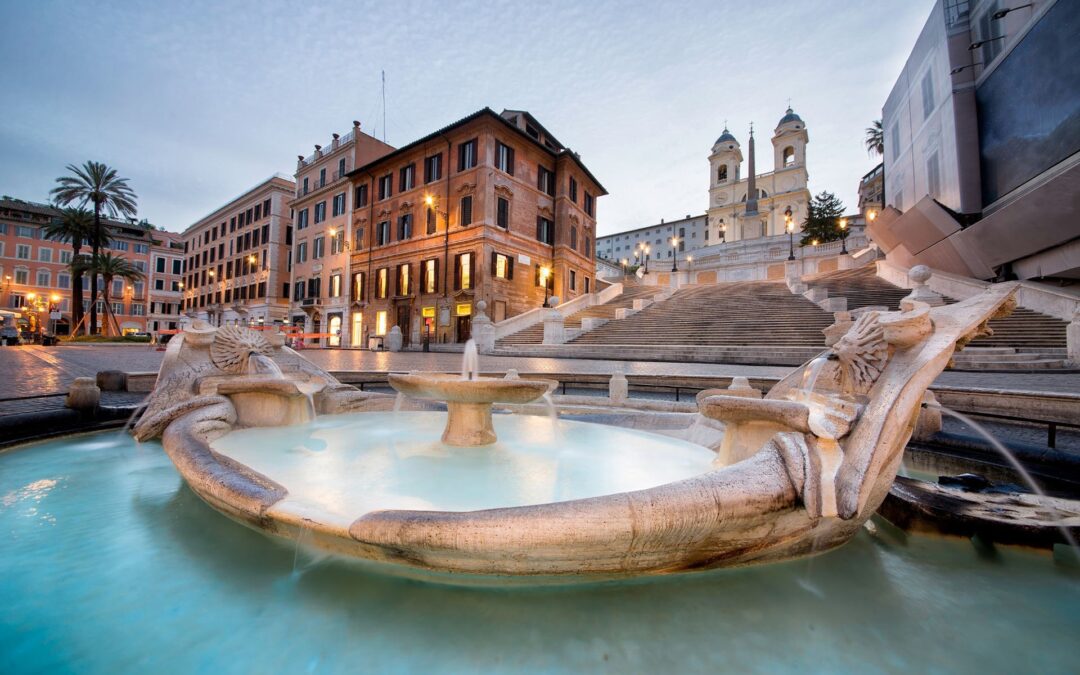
[132,284,1020,582]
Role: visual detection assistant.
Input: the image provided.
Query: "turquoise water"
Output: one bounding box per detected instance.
[2,431,1079,674]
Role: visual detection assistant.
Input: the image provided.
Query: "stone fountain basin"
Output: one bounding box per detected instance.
[387,373,552,404]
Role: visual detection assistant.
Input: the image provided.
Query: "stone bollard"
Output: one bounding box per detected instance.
[66,377,101,412]
[902,265,944,308]
[471,300,496,353]
[913,391,943,441]
[608,371,628,404]
[1065,310,1080,367]
[386,326,403,352]
[96,370,127,392]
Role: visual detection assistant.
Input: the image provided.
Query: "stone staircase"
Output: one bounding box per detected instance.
[495,281,665,347]
[803,266,1071,369]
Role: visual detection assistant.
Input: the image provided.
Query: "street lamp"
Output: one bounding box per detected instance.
[838,218,848,254]
[539,266,552,307]
[670,237,679,271]
[620,258,628,275]
[686,255,693,270]
[785,215,796,261]
[867,209,877,223]
[643,245,650,274]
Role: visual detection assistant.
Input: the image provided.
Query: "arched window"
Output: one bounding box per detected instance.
[783,146,795,167]
[717,165,728,182]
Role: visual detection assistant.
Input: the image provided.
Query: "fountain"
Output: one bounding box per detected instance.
[121,286,1029,581]
[387,339,551,446]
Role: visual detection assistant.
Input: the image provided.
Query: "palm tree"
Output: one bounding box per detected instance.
[50,162,137,334]
[42,206,94,334]
[87,252,144,337]
[865,119,885,158]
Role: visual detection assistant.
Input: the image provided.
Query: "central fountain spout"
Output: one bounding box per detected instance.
[389,340,550,446]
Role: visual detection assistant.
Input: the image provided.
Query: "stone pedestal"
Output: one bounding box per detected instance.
[542,308,565,345]
[386,326,403,352]
[902,265,944,307]
[471,300,496,353]
[96,370,126,392]
[609,372,628,404]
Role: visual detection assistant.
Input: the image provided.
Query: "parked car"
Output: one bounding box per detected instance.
[0,326,22,346]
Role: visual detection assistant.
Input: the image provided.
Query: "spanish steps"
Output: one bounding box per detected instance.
[493,264,1071,369]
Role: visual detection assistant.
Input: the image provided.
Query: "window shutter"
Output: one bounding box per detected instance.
[536,216,542,241]
[434,258,440,293]
[454,254,461,290]
[491,250,498,274]
[534,264,540,286]
[507,147,515,176]
[470,252,476,288]
[507,256,514,280]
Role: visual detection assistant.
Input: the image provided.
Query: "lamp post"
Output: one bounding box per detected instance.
[838,218,848,254]
[686,255,693,271]
[643,245,650,274]
[670,237,679,272]
[786,216,796,261]
[540,266,552,307]
[620,258,628,275]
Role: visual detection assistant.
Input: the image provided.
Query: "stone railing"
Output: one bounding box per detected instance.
[492,283,623,340]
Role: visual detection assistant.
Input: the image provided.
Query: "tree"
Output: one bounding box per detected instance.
[50,162,137,335]
[865,119,884,158]
[85,252,144,337]
[800,191,846,246]
[42,206,93,333]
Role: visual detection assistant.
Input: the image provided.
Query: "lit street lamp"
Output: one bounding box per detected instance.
[670,237,680,271]
[539,266,552,307]
[643,245,650,274]
[838,218,849,254]
[786,215,796,261]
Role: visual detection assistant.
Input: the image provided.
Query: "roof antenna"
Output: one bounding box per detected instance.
[381,70,387,143]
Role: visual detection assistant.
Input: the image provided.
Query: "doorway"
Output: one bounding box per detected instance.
[328,314,341,347]
[351,313,363,347]
[456,315,471,343]
[396,305,411,347]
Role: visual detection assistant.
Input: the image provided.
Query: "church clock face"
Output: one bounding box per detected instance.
[714,193,728,205]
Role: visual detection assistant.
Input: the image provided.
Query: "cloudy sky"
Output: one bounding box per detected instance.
[0,0,932,236]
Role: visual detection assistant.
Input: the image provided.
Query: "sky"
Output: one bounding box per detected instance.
[0,0,933,236]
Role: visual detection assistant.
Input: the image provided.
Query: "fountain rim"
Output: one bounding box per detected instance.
[388,372,554,405]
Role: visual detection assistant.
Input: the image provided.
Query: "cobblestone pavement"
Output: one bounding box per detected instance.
[1,344,1076,404]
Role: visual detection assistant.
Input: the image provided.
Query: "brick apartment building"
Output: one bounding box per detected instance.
[179,175,295,328]
[289,122,394,345]
[0,197,183,335]
[337,107,605,348]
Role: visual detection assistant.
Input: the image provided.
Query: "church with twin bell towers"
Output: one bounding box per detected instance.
[706,107,810,243]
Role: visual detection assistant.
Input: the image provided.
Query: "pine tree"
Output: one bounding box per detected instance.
[799,191,846,246]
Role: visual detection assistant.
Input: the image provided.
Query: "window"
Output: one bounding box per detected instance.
[36,269,50,287]
[584,192,594,217]
[314,201,326,224]
[457,138,478,171]
[460,196,473,226]
[422,259,438,294]
[538,166,555,196]
[584,236,591,258]
[16,244,30,259]
[332,192,346,217]
[424,154,442,183]
[135,243,149,254]
[398,213,413,240]
[570,226,578,251]
[375,310,388,336]
[173,259,182,274]
[376,221,390,246]
[783,147,795,167]
[132,303,145,316]
[496,197,509,229]
[378,174,392,200]
[399,164,415,192]
[111,302,124,316]
[454,252,473,290]
[172,281,181,292]
[303,177,309,195]
[584,277,591,293]
[354,184,368,208]
[354,227,363,249]
[338,157,346,179]
[376,268,388,299]
[426,207,437,235]
[352,272,365,300]
[330,274,342,298]
[569,269,576,292]
[156,257,166,273]
[313,236,325,259]
[495,141,515,175]
[155,279,164,290]
[38,248,52,262]
[307,277,321,299]
[60,251,72,264]
[297,208,309,230]
[926,151,941,198]
[263,198,271,217]
[319,168,326,187]
[297,241,308,263]
[330,229,344,255]
[921,70,935,120]
[569,177,578,203]
[58,273,70,289]
[14,268,29,284]
[978,2,1004,66]
[889,123,900,160]
[536,217,554,245]
[294,280,305,301]
[396,263,411,296]
[255,204,263,221]
[492,252,514,280]
[718,165,728,182]
[16,225,33,238]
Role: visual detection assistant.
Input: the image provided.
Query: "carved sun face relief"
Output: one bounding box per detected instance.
[211,326,273,374]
